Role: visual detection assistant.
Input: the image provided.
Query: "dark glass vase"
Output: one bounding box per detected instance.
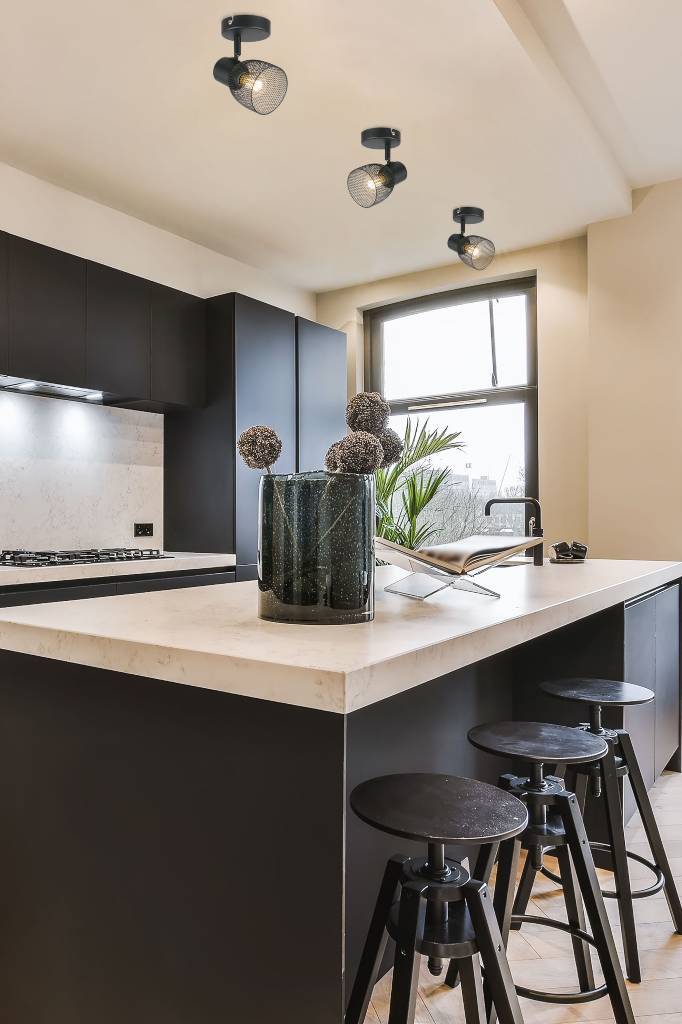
[258,471,375,624]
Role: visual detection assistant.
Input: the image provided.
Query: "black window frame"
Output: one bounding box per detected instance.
[365,275,538,531]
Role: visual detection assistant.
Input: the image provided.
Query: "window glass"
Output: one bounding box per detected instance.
[492,295,529,387]
[389,404,527,545]
[382,300,493,400]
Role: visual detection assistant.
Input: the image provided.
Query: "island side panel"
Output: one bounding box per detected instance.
[343,654,515,1001]
[0,650,345,1024]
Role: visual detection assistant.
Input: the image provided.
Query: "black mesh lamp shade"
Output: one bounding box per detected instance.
[348,128,407,207]
[348,163,400,208]
[213,14,287,115]
[448,207,496,270]
[228,59,287,114]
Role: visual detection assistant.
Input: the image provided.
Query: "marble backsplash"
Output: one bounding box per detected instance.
[0,391,163,550]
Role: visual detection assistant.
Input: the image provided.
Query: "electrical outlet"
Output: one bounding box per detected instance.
[134,523,154,538]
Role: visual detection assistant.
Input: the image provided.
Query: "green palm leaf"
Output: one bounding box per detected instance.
[375,415,464,550]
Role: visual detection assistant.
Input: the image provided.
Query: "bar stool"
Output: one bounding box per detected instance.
[538,677,682,983]
[345,773,528,1024]
[459,721,635,1024]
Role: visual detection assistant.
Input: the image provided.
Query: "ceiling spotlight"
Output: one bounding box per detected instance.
[213,14,287,115]
[347,128,407,208]
[448,207,496,270]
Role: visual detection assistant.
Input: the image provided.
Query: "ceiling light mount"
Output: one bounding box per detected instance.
[213,13,287,115]
[448,206,496,271]
[220,14,272,45]
[453,206,485,228]
[347,127,407,208]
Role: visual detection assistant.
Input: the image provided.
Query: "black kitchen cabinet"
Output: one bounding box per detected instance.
[115,571,234,594]
[0,582,119,608]
[623,584,680,817]
[8,235,86,387]
[0,232,8,374]
[151,283,206,408]
[0,570,235,608]
[1,233,204,409]
[296,316,347,472]
[86,262,150,398]
[234,294,296,570]
[624,594,657,816]
[165,293,341,576]
[8,234,86,386]
[654,584,680,774]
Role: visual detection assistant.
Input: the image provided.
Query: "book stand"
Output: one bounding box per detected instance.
[375,536,541,602]
[384,566,501,600]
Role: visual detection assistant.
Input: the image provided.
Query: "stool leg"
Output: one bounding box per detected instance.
[565,764,589,814]
[459,955,487,1023]
[464,879,524,1024]
[445,843,499,989]
[509,851,535,929]
[388,881,428,1024]
[556,844,595,992]
[486,838,521,1024]
[345,855,408,1024]
[619,729,682,933]
[601,745,641,982]
[558,791,636,1024]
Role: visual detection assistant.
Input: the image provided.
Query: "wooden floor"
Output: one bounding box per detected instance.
[365,770,682,1024]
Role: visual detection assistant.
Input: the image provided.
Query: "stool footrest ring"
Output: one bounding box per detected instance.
[541,841,665,899]
[509,914,608,1004]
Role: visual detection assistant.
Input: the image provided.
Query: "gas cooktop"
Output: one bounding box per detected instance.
[0,548,172,568]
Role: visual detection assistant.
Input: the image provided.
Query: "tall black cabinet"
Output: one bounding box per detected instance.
[296,317,348,472]
[164,293,347,579]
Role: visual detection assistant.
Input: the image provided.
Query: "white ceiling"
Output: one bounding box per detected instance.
[0,0,680,292]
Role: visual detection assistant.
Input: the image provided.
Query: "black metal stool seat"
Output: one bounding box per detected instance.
[540,676,655,707]
[468,719,609,765]
[350,773,529,844]
[457,721,636,1024]
[539,677,682,986]
[346,774,528,1024]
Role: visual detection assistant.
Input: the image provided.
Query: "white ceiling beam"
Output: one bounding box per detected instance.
[492,0,632,213]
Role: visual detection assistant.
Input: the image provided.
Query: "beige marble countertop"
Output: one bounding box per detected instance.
[0,559,678,713]
[0,552,236,588]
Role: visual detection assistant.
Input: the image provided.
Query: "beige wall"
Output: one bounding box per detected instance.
[588,181,682,558]
[0,162,315,317]
[316,236,589,548]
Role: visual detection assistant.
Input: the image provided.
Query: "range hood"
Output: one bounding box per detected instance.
[0,375,103,403]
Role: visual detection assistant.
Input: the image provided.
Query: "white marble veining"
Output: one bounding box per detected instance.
[0,559,678,714]
[0,552,235,588]
[0,391,163,549]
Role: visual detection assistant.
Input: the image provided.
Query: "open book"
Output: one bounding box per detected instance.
[375,534,544,577]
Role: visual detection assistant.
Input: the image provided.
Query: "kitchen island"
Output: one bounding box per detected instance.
[0,559,679,1024]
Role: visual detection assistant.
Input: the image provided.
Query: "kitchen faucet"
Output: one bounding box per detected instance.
[484,497,544,566]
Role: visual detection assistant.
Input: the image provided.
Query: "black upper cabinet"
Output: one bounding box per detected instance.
[296,317,347,472]
[86,262,150,398]
[151,284,206,408]
[0,232,8,374]
[8,234,86,386]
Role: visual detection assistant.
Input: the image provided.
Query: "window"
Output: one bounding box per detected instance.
[367,277,537,544]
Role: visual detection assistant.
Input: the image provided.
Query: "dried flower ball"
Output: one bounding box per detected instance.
[237,425,282,471]
[346,391,390,436]
[378,427,404,468]
[336,431,384,474]
[324,439,344,472]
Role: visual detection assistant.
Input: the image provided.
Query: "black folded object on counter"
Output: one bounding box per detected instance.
[551,540,588,563]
